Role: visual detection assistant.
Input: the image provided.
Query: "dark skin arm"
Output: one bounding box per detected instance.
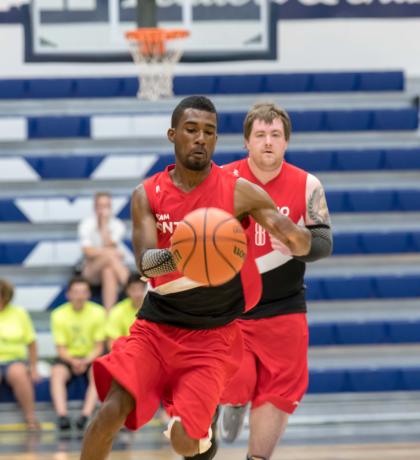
[234,178,311,256]
[131,184,158,272]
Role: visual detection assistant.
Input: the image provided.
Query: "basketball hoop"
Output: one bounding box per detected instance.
[125,28,189,101]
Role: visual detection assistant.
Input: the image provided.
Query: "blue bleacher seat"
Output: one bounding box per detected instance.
[361,232,411,254]
[413,232,420,251]
[263,73,311,93]
[289,111,325,132]
[0,79,27,99]
[375,275,420,298]
[332,233,362,255]
[388,320,420,343]
[75,78,123,98]
[347,190,396,212]
[323,276,374,300]
[119,77,138,97]
[397,190,420,211]
[383,148,420,170]
[336,321,388,345]
[309,323,337,346]
[348,368,401,392]
[217,74,264,94]
[358,71,404,91]
[0,201,28,222]
[28,116,91,139]
[26,156,103,179]
[29,78,74,99]
[372,108,418,131]
[0,241,35,264]
[324,110,372,131]
[325,190,348,213]
[310,72,357,92]
[402,368,420,391]
[308,369,348,393]
[174,75,216,95]
[335,149,383,171]
[304,278,324,300]
[286,150,335,171]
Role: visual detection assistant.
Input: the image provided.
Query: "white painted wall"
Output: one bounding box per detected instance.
[1,18,420,77]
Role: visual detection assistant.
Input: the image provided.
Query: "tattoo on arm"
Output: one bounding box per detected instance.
[308,185,330,226]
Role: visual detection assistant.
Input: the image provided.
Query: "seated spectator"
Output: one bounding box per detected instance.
[78,191,129,311]
[106,273,146,349]
[0,278,40,431]
[50,276,106,431]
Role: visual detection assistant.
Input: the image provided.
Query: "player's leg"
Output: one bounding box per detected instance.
[220,356,256,442]
[166,323,244,457]
[80,380,134,459]
[247,314,309,459]
[220,330,258,443]
[248,403,289,459]
[80,320,165,459]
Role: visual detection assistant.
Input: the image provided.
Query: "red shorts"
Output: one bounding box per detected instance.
[221,313,308,414]
[93,319,243,439]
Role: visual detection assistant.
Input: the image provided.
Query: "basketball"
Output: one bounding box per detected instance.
[171,207,247,286]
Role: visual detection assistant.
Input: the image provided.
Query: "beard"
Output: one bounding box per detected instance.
[182,153,210,171]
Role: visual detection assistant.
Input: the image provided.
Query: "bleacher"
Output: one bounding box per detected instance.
[1,70,420,419]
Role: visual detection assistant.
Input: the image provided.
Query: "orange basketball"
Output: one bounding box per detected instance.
[171,207,247,286]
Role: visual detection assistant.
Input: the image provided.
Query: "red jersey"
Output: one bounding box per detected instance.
[223,158,308,318]
[138,162,261,329]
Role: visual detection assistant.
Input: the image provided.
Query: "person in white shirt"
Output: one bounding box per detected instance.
[78,192,129,311]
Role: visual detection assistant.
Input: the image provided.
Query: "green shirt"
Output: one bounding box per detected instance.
[0,304,36,362]
[51,301,106,357]
[106,298,137,340]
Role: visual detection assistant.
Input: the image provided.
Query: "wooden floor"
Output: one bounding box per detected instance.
[3,443,420,460]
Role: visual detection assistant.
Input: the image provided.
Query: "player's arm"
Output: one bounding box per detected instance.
[234,178,311,257]
[295,174,333,262]
[131,184,177,279]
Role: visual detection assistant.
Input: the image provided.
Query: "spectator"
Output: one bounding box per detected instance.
[50,276,106,431]
[78,191,129,311]
[0,278,40,431]
[106,273,146,350]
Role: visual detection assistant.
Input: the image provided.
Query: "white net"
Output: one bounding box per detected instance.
[126,29,188,101]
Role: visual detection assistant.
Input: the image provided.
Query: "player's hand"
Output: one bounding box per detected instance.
[269,234,292,256]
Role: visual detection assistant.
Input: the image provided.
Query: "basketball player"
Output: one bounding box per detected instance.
[79,96,311,460]
[218,102,333,460]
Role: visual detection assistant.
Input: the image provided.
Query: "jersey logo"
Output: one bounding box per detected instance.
[156,185,160,194]
[233,169,240,177]
[254,206,291,246]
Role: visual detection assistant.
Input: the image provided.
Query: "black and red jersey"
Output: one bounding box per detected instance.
[137,162,261,329]
[223,158,308,318]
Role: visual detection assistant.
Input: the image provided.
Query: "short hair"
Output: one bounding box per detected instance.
[0,278,14,305]
[243,102,292,141]
[171,96,217,128]
[94,191,111,204]
[67,276,91,291]
[126,272,146,290]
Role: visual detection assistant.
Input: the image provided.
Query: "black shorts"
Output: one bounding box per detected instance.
[53,357,91,380]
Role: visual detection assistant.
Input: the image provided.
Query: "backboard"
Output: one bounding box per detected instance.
[29,0,274,62]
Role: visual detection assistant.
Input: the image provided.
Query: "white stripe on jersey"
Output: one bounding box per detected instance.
[256,250,292,274]
[149,276,204,295]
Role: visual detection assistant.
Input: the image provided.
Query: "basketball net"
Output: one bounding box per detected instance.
[126,28,189,101]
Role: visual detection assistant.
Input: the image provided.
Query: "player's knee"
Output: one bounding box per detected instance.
[170,420,199,457]
[99,389,134,428]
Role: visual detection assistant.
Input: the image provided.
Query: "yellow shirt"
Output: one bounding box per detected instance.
[106,298,137,340]
[0,304,36,362]
[51,301,106,357]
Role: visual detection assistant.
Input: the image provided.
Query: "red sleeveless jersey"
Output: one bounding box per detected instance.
[223,158,308,318]
[138,162,261,329]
